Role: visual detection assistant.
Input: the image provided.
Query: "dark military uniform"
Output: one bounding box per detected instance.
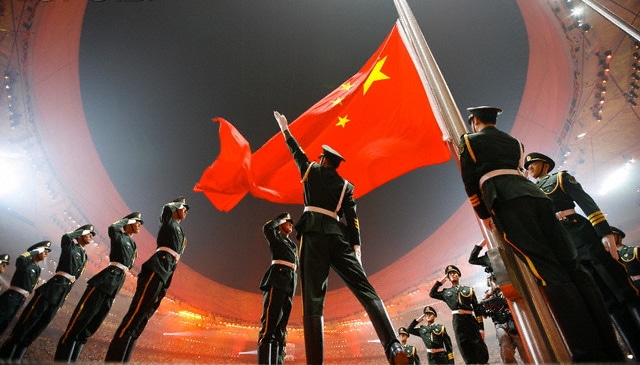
[257,213,298,365]
[429,266,487,364]
[468,245,523,364]
[105,198,188,363]
[528,157,640,359]
[618,244,640,288]
[0,227,92,361]
[406,308,452,365]
[459,107,624,362]
[398,327,421,365]
[0,242,50,336]
[56,213,141,362]
[283,130,405,364]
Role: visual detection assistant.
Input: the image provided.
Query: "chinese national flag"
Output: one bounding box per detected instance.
[195,23,451,212]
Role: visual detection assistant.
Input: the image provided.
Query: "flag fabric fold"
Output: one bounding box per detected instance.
[195,23,451,212]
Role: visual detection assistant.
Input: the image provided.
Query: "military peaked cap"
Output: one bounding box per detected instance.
[398,327,409,336]
[423,305,437,317]
[78,224,96,236]
[124,212,144,225]
[28,240,52,252]
[466,106,502,124]
[0,254,9,265]
[524,152,556,171]
[274,212,294,225]
[445,264,461,276]
[165,196,189,212]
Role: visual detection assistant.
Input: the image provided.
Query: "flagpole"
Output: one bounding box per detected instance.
[391,0,571,362]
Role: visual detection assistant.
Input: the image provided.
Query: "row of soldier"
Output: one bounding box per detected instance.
[0,197,189,362]
[1,106,640,365]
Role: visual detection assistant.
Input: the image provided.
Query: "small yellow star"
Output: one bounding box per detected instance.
[341,82,352,91]
[332,96,344,106]
[336,115,350,128]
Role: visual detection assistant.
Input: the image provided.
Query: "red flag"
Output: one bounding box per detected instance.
[195,23,451,211]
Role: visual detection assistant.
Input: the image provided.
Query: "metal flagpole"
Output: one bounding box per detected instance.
[581,0,640,42]
[391,0,572,362]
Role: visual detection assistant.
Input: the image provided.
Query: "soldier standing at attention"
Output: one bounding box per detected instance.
[0,241,51,336]
[0,225,94,361]
[406,306,453,364]
[105,197,188,363]
[55,212,143,362]
[0,253,9,290]
[257,212,298,365]
[458,105,623,362]
[429,265,487,364]
[525,152,640,359]
[274,111,407,364]
[612,226,640,289]
[398,327,421,365]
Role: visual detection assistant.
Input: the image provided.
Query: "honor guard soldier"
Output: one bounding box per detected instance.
[613,226,640,288]
[106,197,188,363]
[458,106,623,362]
[0,225,94,361]
[258,212,298,365]
[430,265,487,364]
[56,212,143,363]
[0,254,9,288]
[274,111,408,364]
[398,327,421,365]
[526,152,640,359]
[469,241,524,364]
[406,306,453,364]
[0,241,51,336]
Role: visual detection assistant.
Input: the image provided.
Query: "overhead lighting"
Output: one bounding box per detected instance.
[598,159,635,196]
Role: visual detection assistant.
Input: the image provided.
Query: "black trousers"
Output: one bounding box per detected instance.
[493,196,623,362]
[55,285,115,360]
[451,314,488,364]
[258,285,293,346]
[0,290,26,337]
[105,269,166,362]
[0,275,72,357]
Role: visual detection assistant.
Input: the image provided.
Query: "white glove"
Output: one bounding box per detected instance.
[273,111,289,134]
[602,234,620,261]
[353,244,362,266]
[34,247,46,254]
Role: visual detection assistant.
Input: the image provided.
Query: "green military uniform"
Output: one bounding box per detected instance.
[0,242,51,336]
[468,245,523,364]
[56,213,142,362]
[459,106,622,362]
[258,213,298,365]
[398,327,421,365]
[105,198,188,363]
[0,226,93,361]
[429,266,487,364]
[406,308,452,364]
[283,130,405,364]
[616,227,640,288]
[525,153,640,359]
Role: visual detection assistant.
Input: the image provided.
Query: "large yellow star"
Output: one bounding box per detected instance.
[336,115,350,128]
[363,56,390,95]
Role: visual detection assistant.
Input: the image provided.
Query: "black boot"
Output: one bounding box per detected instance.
[277,343,285,364]
[543,280,621,363]
[105,335,136,363]
[70,342,85,362]
[364,299,408,365]
[611,303,640,360]
[54,340,77,363]
[0,341,17,360]
[12,346,28,362]
[303,315,324,365]
[258,340,279,365]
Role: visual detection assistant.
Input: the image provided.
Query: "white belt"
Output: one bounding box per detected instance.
[479,169,522,188]
[304,206,338,220]
[556,208,576,221]
[427,348,445,354]
[631,274,640,281]
[451,309,473,315]
[157,247,181,261]
[8,286,29,297]
[55,271,76,283]
[271,260,297,270]
[109,262,129,272]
